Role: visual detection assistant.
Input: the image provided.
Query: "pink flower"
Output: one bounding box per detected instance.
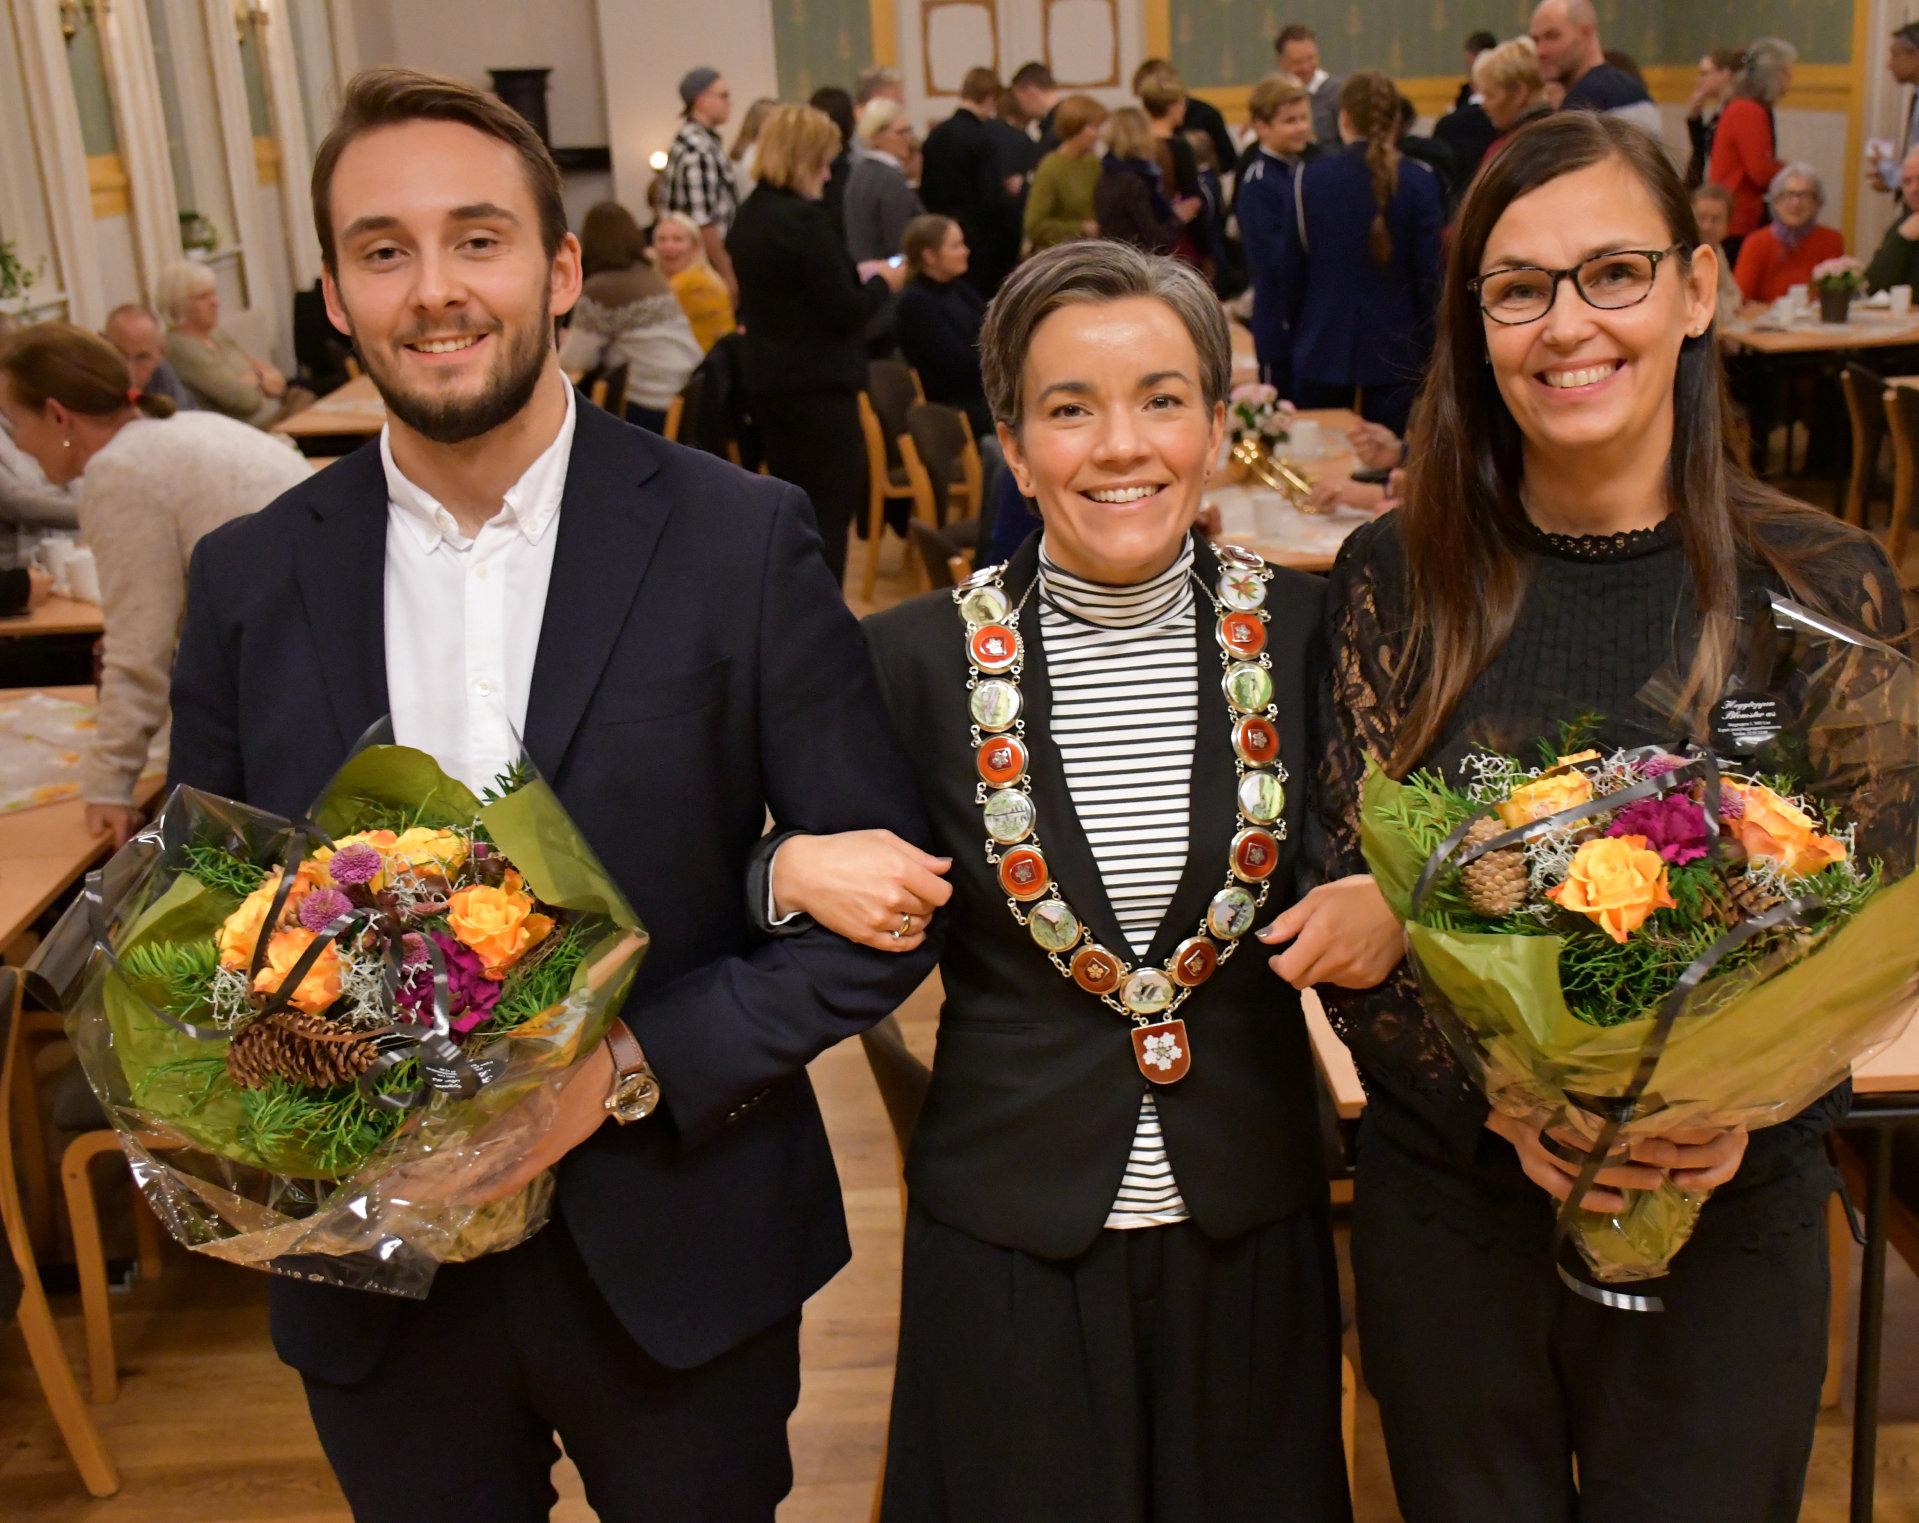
[1607,794,1711,866]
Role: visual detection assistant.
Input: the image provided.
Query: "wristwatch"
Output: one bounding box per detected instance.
[603,1019,662,1124]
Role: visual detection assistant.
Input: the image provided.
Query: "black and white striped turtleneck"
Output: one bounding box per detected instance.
[1036,536,1198,1229]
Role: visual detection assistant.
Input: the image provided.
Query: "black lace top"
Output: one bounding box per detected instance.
[1312,508,1910,1166]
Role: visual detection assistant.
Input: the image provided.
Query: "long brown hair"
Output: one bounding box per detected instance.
[1340,71,1402,268]
[577,201,649,279]
[1391,112,1861,775]
[0,322,175,419]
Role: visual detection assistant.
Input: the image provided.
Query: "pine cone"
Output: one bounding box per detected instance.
[1459,816,1529,917]
[226,1011,383,1090]
[1705,872,1784,928]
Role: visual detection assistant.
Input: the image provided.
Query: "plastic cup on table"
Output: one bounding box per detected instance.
[1789,283,1810,316]
[1289,418,1322,459]
[1893,285,1913,322]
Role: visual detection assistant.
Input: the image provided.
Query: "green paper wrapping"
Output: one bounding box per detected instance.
[40,744,648,1298]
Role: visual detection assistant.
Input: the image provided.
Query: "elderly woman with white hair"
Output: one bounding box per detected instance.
[1731,160,1843,303]
[156,261,310,426]
[843,98,925,264]
[1709,36,1796,255]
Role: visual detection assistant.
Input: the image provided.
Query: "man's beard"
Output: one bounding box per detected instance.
[350,292,551,445]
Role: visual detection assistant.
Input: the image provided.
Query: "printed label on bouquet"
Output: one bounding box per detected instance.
[1712,694,1783,755]
[1131,1019,1191,1085]
[421,1041,508,1095]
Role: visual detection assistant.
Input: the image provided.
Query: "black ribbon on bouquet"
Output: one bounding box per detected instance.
[1407,746,1821,1312]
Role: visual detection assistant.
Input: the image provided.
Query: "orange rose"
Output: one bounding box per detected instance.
[446,870,554,978]
[1547,834,1677,944]
[250,929,344,1016]
[1497,767,1595,829]
[217,866,320,971]
[386,826,469,883]
[1726,783,1848,878]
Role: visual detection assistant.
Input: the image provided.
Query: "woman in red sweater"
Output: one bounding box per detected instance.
[1733,162,1844,302]
[1709,37,1795,249]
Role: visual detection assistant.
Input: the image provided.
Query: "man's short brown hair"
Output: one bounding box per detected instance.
[1274,23,1317,52]
[311,67,566,272]
[1248,74,1310,123]
[960,67,1003,105]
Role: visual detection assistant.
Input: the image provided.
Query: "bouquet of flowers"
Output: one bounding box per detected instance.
[33,739,647,1297]
[1359,595,1919,1300]
[1810,256,1868,293]
[1225,383,1308,496]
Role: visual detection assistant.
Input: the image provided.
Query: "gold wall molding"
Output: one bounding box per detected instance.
[253,133,281,185]
[86,151,130,218]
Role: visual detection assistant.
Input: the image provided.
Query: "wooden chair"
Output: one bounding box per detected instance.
[0,969,119,1496]
[662,396,683,442]
[1840,363,1892,529]
[899,403,981,531]
[856,392,921,599]
[1880,385,1919,583]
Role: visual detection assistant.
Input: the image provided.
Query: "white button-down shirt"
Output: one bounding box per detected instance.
[380,384,575,794]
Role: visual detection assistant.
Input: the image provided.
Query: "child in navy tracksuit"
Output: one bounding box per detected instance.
[1235,77,1318,395]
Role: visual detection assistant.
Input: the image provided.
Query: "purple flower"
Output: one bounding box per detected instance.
[1639,754,1685,779]
[395,928,501,1036]
[328,842,383,887]
[297,888,354,933]
[1717,789,1746,821]
[1607,793,1712,865]
[399,931,428,968]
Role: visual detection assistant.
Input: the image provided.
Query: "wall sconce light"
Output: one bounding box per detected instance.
[58,0,109,43]
[648,149,669,172]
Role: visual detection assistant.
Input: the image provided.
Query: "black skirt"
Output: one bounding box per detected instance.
[881,1203,1352,1522]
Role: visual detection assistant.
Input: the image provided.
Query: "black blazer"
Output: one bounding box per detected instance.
[166,401,939,1381]
[920,108,1019,291]
[727,183,889,399]
[861,533,1331,1259]
[892,275,991,440]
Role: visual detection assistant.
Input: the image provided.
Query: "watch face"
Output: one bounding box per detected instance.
[609,1072,661,1123]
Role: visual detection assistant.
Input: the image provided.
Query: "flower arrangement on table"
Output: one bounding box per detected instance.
[42,741,647,1298]
[1358,599,1919,1298]
[1224,383,1311,500]
[1812,256,1868,321]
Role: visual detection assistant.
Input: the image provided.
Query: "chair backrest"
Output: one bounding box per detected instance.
[868,360,918,469]
[1883,384,1919,572]
[908,518,967,588]
[1842,363,1890,448]
[0,968,23,1325]
[906,403,970,523]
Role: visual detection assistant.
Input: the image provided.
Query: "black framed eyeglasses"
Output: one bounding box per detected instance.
[1468,244,1688,326]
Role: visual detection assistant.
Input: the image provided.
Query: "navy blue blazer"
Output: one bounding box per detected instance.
[1235,149,1301,392]
[1278,143,1443,390]
[166,399,939,1381]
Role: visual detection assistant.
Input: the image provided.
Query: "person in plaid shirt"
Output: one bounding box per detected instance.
[666,67,741,300]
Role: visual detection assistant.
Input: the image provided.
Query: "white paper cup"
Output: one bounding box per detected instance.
[1788,283,1810,314]
[63,547,99,603]
[1289,419,1322,459]
[1893,285,1913,321]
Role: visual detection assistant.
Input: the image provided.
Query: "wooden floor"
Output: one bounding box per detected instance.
[5,538,1919,1520]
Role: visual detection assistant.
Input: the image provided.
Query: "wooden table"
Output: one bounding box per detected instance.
[275,373,384,451]
[1208,407,1369,573]
[0,594,102,639]
[0,688,161,955]
[1723,311,1919,355]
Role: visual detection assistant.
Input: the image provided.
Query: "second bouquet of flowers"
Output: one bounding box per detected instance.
[1359,594,1919,1299]
[37,736,647,1298]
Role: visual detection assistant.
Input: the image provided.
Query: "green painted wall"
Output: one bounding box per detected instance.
[237,26,274,137]
[1170,0,1853,91]
[65,10,120,156]
[771,0,873,103]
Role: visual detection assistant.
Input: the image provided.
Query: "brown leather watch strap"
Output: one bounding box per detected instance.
[604,1018,647,1079]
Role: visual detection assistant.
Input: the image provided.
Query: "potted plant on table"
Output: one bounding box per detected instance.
[1812,256,1867,324]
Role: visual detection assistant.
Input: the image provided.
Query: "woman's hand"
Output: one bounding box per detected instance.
[858,258,909,292]
[1348,420,1402,471]
[1174,196,1204,224]
[770,830,953,951]
[1307,474,1386,514]
[1258,874,1404,989]
[1485,1111,1668,1213]
[84,803,143,847]
[1627,1127,1749,1190]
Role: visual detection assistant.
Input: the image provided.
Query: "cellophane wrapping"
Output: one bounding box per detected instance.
[31,744,646,1298]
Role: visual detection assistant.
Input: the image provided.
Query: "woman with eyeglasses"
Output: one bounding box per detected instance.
[1305,112,1903,1522]
[1730,162,1843,304]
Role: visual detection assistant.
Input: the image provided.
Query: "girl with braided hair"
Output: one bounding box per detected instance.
[1273,68,1443,432]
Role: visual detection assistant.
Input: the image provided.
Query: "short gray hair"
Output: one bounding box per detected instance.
[857,98,905,146]
[855,65,902,105]
[1738,37,1797,104]
[154,260,216,326]
[1767,160,1822,207]
[980,240,1230,430]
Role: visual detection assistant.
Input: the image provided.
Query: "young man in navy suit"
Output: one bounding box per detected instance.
[166,67,943,1520]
